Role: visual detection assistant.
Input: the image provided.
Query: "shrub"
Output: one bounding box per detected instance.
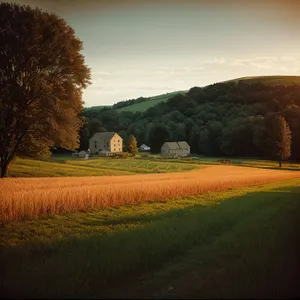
[113,152,133,159]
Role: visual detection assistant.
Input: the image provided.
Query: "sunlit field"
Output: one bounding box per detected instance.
[1,179,299,298]
[1,165,300,224]
[8,156,199,177]
[8,155,300,178]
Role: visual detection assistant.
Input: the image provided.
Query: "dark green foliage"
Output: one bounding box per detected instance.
[81,79,300,160]
[266,116,291,167]
[148,123,170,153]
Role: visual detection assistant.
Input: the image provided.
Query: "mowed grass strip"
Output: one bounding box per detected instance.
[8,157,199,178]
[1,166,300,223]
[67,157,197,173]
[8,157,135,177]
[0,179,299,298]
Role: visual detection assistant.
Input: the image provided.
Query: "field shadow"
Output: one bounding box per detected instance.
[82,204,204,226]
[1,185,300,298]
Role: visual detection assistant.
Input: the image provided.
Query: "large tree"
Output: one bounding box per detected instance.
[0,3,91,177]
[266,116,291,168]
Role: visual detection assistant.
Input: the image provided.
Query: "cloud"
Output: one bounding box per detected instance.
[248,62,272,69]
[280,56,297,62]
[204,57,227,65]
[233,56,278,65]
[92,71,112,77]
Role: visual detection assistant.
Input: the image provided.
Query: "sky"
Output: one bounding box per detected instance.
[13,0,300,107]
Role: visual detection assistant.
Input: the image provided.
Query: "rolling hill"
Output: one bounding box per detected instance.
[222,75,300,86]
[85,105,111,112]
[114,91,187,113]
[82,75,300,160]
[86,76,300,113]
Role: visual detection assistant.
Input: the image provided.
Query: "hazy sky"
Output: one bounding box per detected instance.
[13,0,300,106]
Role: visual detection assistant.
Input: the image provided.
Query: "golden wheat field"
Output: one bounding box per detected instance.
[1,165,300,224]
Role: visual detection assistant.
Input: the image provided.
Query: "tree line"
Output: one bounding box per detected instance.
[81,82,299,162]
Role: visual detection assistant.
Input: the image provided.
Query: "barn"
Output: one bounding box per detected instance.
[161,141,190,157]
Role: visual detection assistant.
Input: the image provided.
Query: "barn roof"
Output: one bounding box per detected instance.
[177,141,190,149]
[163,142,180,150]
[91,132,122,141]
[140,144,150,148]
[162,141,190,150]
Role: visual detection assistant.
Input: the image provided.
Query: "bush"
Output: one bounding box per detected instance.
[217,159,232,165]
[112,152,133,159]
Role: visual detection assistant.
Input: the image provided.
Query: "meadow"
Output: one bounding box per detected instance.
[1,164,300,224]
[2,156,300,297]
[8,156,199,177]
[115,91,186,112]
[1,179,299,298]
[8,155,300,178]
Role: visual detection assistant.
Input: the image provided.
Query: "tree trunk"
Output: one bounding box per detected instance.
[279,160,282,168]
[0,162,8,178]
[0,159,9,178]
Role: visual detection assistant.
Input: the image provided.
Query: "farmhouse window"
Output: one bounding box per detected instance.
[94,141,97,149]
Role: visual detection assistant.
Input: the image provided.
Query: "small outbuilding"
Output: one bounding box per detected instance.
[161,141,190,157]
[139,144,151,152]
[72,150,89,158]
[98,149,111,157]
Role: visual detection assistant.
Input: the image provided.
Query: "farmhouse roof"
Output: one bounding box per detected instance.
[140,144,150,148]
[162,141,190,150]
[177,141,190,149]
[91,132,122,141]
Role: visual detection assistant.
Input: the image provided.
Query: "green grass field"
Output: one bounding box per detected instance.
[84,105,111,112]
[8,155,300,177]
[8,156,199,177]
[1,179,299,298]
[115,91,186,112]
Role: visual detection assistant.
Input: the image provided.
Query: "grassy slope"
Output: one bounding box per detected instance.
[1,179,299,298]
[84,105,111,111]
[114,91,186,112]
[225,75,300,86]
[8,156,300,177]
[87,75,300,113]
[8,156,198,177]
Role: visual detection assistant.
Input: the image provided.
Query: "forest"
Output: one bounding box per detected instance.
[80,81,300,159]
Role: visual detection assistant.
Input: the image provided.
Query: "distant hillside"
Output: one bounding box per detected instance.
[85,105,111,112]
[81,75,300,160]
[86,76,300,113]
[223,75,300,86]
[114,91,187,113]
[84,91,186,114]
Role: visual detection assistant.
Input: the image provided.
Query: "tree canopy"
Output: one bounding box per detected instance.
[0,2,90,177]
[81,81,300,160]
